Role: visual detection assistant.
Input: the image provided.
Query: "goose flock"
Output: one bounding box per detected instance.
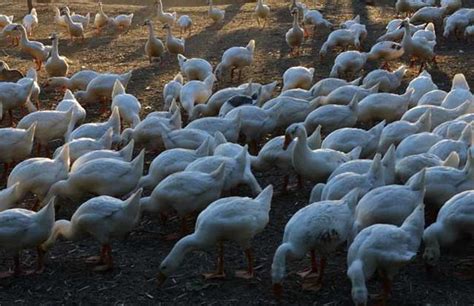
[0,0,473,304]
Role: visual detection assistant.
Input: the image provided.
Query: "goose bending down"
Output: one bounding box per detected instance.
[407,151,474,209]
[347,204,425,306]
[144,20,165,63]
[22,8,38,36]
[363,66,406,93]
[207,0,225,24]
[14,25,51,71]
[0,15,13,29]
[163,74,183,110]
[215,40,255,82]
[138,138,211,190]
[443,8,474,39]
[16,68,40,111]
[190,82,276,120]
[185,114,241,143]
[74,71,132,109]
[121,110,181,151]
[53,128,113,163]
[225,105,279,152]
[140,164,226,239]
[396,152,459,183]
[186,145,261,195]
[440,74,474,109]
[396,0,433,16]
[71,139,134,172]
[330,51,368,79]
[45,34,68,77]
[433,119,471,140]
[68,107,121,145]
[418,89,447,106]
[110,13,135,33]
[156,0,176,25]
[401,99,472,129]
[428,125,471,166]
[406,70,438,106]
[44,151,144,206]
[7,146,69,208]
[396,131,442,159]
[0,80,35,122]
[177,15,193,36]
[399,19,436,72]
[157,186,273,284]
[316,83,378,106]
[319,29,360,58]
[302,7,332,38]
[0,124,36,176]
[272,190,358,296]
[285,124,361,182]
[0,183,21,212]
[0,198,55,277]
[367,41,404,68]
[251,125,321,191]
[282,66,315,91]
[178,54,213,81]
[55,90,87,128]
[43,70,99,92]
[410,6,447,25]
[304,95,359,134]
[423,191,474,269]
[322,121,385,158]
[358,90,413,123]
[378,110,431,153]
[321,154,384,201]
[353,169,425,239]
[286,9,304,56]
[17,108,74,156]
[324,145,396,190]
[255,0,270,27]
[111,80,141,128]
[41,189,142,272]
[179,74,216,115]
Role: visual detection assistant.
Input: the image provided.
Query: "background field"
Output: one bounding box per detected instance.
[1,0,474,304]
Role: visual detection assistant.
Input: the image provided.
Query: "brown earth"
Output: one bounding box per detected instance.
[0,0,474,304]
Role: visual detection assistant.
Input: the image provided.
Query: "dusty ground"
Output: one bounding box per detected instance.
[1,0,474,304]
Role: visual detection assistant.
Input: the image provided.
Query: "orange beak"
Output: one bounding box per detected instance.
[282,134,292,150]
[157,272,168,287]
[272,283,283,298]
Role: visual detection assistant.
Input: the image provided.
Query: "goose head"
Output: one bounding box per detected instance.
[283,123,305,150]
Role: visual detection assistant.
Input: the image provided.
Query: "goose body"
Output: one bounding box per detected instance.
[358,90,413,123]
[401,99,472,128]
[0,124,36,167]
[330,51,368,79]
[163,73,183,109]
[177,15,193,35]
[177,54,213,81]
[179,74,216,115]
[396,152,459,183]
[440,74,474,109]
[44,70,99,92]
[71,140,134,172]
[208,0,225,23]
[111,80,141,128]
[144,20,165,63]
[282,66,315,91]
[362,66,406,92]
[54,129,113,163]
[22,8,38,36]
[69,107,121,145]
[215,40,255,82]
[156,0,176,25]
[45,34,69,77]
[74,71,132,105]
[55,90,87,128]
[396,131,443,159]
[163,24,185,55]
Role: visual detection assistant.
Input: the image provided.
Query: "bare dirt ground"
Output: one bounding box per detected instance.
[1,0,474,304]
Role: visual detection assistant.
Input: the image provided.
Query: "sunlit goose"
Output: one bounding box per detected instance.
[163,73,183,109]
[68,107,121,145]
[185,114,241,143]
[111,80,141,128]
[215,40,255,82]
[440,74,474,109]
[406,70,438,107]
[179,74,216,115]
[177,54,213,81]
[255,0,270,27]
[14,24,51,71]
[143,19,165,64]
[286,9,304,56]
[22,8,38,36]
[310,77,361,97]
[43,70,99,92]
[0,123,36,176]
[54,128,113,163]
[358,90,413,123]
[55,90,87,128]
[329,51,369,79]
[0,79,35,121]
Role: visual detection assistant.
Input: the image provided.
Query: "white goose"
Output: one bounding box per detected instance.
[215,40,255,82]
[207,0,225,24]
[111,80,141,128]
[179,74,216,115]
[41,189,142,272]
[22,8,38,36]
[177,54,213,81]
[347,204,425,306]
[157,186,273,284]
[423,191,474,268]
[396,131,443,159]
[362,65,406,92]
[272,190,358,295]
[440,74,474,109]
[396,151,459,183]
[0,198,55,277]
[0,123,36,176]
[156,0,176,25]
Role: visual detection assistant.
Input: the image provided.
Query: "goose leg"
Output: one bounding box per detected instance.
[85,245,107,264]
[371,270,392,304]
[235,248,255,279]
[203,242,226,279]
[297,250,319,278]
[25,247,46,275]
[302,257,326,291]
[94,244,114,272]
